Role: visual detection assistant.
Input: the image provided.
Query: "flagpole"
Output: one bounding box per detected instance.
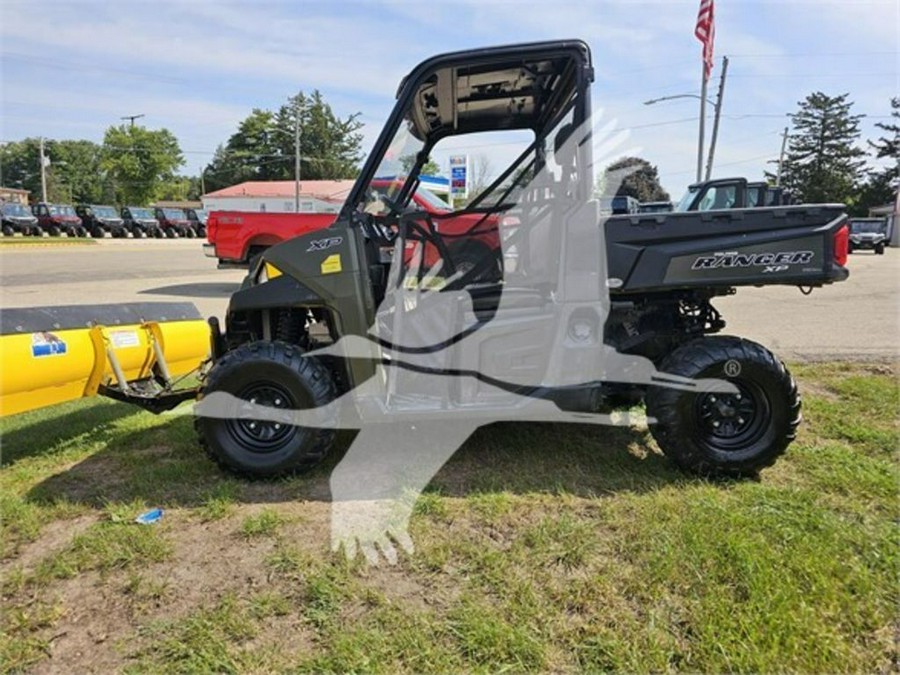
[697,65,707,183]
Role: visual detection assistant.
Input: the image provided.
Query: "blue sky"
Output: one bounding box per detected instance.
[1,0,897,197]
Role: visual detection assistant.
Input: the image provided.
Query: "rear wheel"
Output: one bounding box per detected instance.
[2,226,13,237]
[185,226,197,239]
[92,226,105,238]
[132,226,145,238]
[48,224,61,237]
[75,226,88,237]
[31,226,44,237]
[195,341,337,478]
[165,227,177,238]
[197,225,206,237]
[646,336,799,478]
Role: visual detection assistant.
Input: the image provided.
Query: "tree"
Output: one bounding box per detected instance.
[1,138,44,199]
[868,97,899,191]
[597,157,669,201]
[776,92,866,205]
[100,125,184,204]
[400,154,440,176]
[0,138,110,203]
[204,90,363,191]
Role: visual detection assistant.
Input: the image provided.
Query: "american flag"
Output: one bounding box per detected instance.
[695,0,715,81]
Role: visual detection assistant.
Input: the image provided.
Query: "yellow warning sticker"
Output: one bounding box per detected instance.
[321,254,342,275]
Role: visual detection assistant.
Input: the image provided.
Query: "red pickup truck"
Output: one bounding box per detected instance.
[204,183,504,272]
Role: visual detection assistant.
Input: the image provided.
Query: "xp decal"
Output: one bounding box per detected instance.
[307,236,343,252]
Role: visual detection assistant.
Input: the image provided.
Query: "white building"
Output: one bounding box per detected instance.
[201,180,355,214]
[201,176,452,214]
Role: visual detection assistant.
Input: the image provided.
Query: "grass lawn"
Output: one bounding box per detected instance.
[0,362,897,673]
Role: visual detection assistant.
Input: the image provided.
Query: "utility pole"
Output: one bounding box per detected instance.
[775,126,789,186]
[121,114,145,128]
[39,137,48,202]
[697,63,707,183]
[294,105,301,213]
[705,55,729,181]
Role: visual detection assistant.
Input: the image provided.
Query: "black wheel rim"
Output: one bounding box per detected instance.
[226,382,298,454]
[694,380,769,452]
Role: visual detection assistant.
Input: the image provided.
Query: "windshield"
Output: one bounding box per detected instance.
[191,209,208,223]
[129,207,154,219]
[676,187,699,212]
[747,186,763,207]
[2,203,31,217]
[162,208,185,220]
[92,205,118,218]
[49,205,76,216]
[357,120,426,215]
[850,220,884,233]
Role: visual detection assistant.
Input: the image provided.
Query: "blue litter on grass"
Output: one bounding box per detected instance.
[135,508,164,525]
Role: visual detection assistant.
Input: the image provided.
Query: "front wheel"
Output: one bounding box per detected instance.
[875,243,885,255]
[165,227,177,238]
[2,226,13,237]
[646,336,800,478]
[48,224,61,237]
[195,341,337,478]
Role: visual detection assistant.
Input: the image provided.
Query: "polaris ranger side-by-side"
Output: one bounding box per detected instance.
[153,206,196,238]
[1,202,41,236]
[848,217,888,254]
[194,40,849,479]
[31,202,85,237]
[75,204,128,238]
[120,206,160,238]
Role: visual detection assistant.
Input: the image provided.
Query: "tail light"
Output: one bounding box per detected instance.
[833,223,849,267]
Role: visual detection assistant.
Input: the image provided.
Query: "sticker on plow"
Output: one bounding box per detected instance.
[321,254,342,275]
[31,332,67,357]
[110,330,140,348]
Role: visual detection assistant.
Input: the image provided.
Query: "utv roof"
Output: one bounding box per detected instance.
[396,39,593,141]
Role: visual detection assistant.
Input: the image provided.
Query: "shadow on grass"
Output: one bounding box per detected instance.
[1,401,142,467]
[24,413,689,509]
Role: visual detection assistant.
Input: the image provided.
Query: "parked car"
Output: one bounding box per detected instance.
[848,217,888,254]
[204,182,503,277]
[31,202,85,237]
[600,195,640,214]
[1,202,41,236]
[638,200,673,214]
[153,207,195,238]
[75,204,128,238]
[678,178,798,212]
[184,207,207,237]
[120,206,159,237]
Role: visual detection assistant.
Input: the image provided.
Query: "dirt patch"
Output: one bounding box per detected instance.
[13,502,334,673]
[1,514,98,574]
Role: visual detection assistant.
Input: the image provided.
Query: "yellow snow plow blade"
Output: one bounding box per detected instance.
[0,303,211,417]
